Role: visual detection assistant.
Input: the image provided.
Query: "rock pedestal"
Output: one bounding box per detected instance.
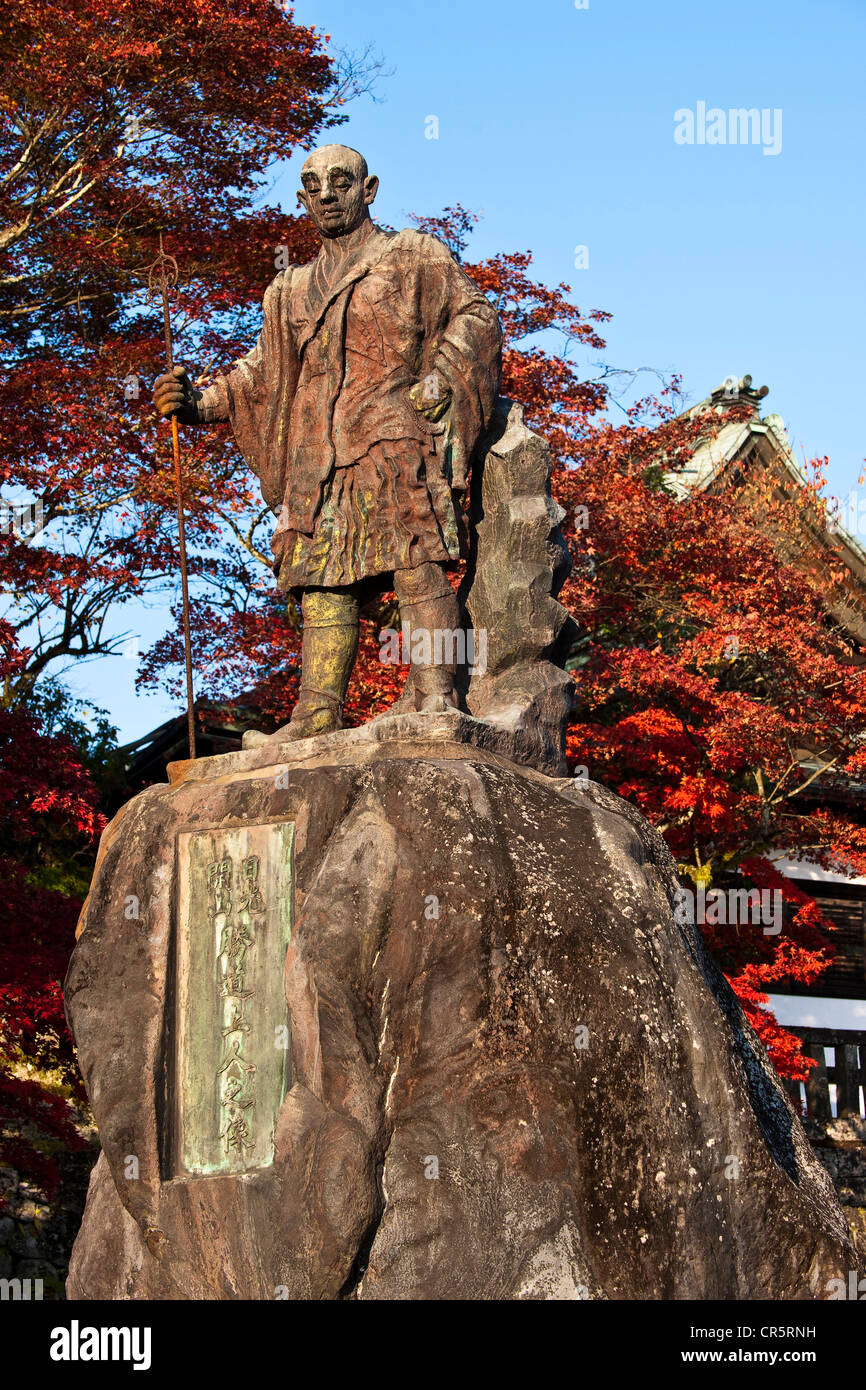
[65,713,856,1300]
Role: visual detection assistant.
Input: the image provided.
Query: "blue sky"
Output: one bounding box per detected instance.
[63,0,866,741]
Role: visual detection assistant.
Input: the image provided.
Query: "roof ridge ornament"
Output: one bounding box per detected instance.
[711,373,770,406]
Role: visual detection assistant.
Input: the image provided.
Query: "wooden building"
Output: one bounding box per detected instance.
[672,375,866,1004]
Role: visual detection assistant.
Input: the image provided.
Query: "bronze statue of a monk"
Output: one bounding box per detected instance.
[154,144,502,743]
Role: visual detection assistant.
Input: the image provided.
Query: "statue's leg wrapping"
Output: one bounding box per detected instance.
[394,562,461,712]
[243,587,360,747]
[289,587,360,736]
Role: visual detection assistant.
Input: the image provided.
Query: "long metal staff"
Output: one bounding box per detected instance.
[147,235,196,759]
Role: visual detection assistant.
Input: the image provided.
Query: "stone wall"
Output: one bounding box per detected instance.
[804,1116,866,1265]
[0,1142,96,1300]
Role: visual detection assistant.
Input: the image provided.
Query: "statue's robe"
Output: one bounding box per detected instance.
[196,221,502,590]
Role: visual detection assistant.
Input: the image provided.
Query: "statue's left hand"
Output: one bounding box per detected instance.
[408,371,452,422]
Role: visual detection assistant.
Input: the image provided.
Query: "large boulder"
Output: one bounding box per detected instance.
[65,713,856,1299]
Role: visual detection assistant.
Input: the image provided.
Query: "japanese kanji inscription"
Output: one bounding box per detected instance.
[172,823,294,1176]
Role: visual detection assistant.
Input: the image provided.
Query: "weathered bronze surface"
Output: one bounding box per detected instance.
[153,144,502,739]
[173,822,294,1176]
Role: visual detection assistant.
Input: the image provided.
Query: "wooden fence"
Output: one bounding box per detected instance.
[782,1027,866,1121]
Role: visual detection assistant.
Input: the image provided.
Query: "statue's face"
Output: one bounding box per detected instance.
[298,146,378,239]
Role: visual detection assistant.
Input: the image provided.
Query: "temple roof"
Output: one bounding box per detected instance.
[669,374,866,645]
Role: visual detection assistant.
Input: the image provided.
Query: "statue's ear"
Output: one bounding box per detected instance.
[364,175,379,206]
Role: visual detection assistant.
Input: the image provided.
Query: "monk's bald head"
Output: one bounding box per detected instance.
[298,144,378,240]
[301,144,368,181]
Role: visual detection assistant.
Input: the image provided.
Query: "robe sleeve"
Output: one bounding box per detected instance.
[194,269,300,515]
[417,238,502,487]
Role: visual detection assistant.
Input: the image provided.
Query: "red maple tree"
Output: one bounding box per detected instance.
[560,406,866,1078]
[0,0,363,701]
[0,640,106,1201]
[2,4,861,1113]
[0,0,359,1199]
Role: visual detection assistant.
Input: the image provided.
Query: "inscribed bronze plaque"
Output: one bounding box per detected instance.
[173,822,293,1176]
